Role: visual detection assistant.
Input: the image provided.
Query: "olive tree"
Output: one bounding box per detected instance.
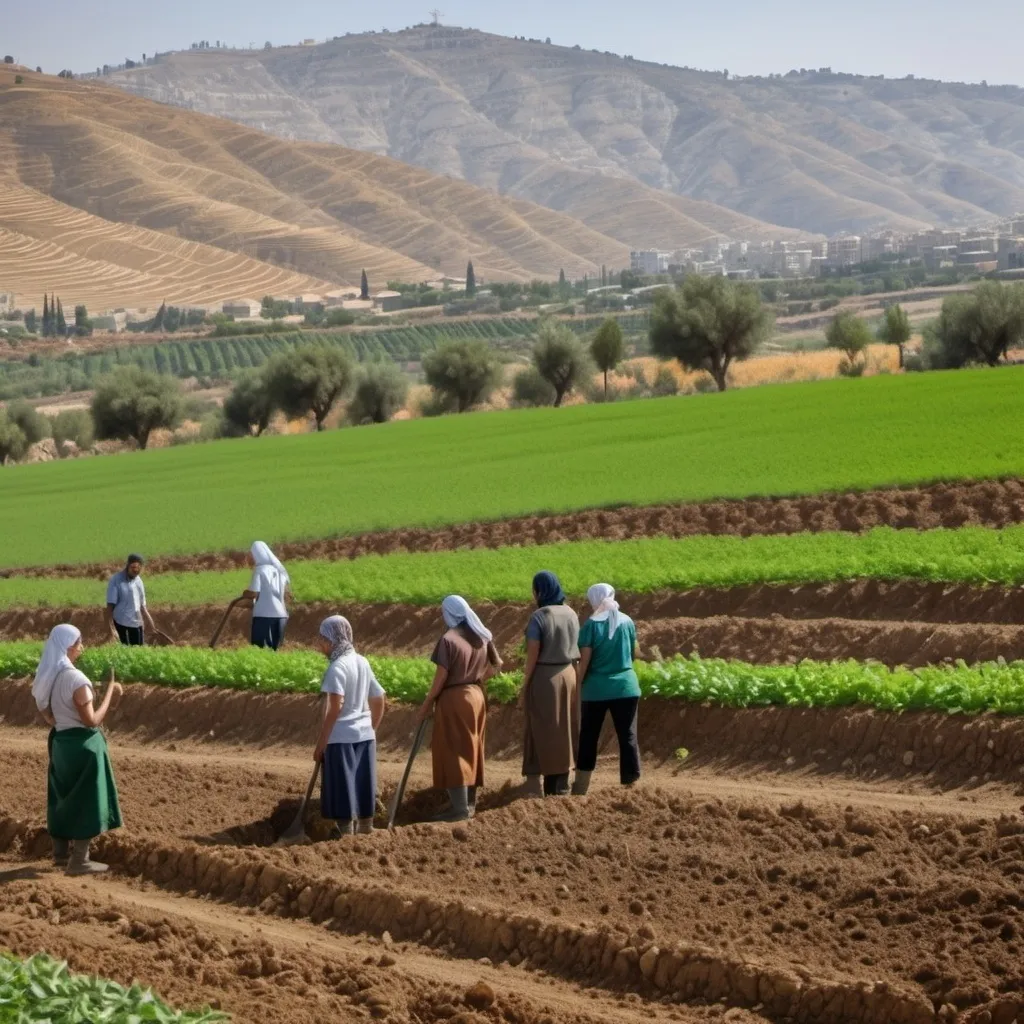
[650,276,772,392]
[877,303,912,369]
[422,338,502,413]
[6,400,51,444]
[223,371,275,436]
[826,311,873,375]
[532,320,592,407]
[0,410,28,464]
[931,282,1024,368]
[590,318,624,400]
[348,362,409,424]
[265,345,354,431]
[91,366,183,449]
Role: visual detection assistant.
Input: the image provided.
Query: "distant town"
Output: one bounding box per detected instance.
[630,218,1024,280]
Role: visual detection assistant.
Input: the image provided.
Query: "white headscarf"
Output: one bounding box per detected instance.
[587,583,622,638]
[251,541,290,584]
[441,595,493,643]
[32,624,82,712]
[319,615,354,661]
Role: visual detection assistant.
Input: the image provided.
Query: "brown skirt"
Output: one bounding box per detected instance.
[432,684,486,789]
[522,664,579,777]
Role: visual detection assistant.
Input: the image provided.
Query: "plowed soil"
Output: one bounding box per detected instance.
[6,478,1024,578]
[3,695,1024,1024]
[5,579,1024,668]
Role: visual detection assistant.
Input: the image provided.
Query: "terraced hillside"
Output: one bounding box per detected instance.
[0,67,643,309]
[106,25,1024,237]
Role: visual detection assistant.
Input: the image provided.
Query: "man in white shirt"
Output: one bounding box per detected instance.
[105,554,156,646]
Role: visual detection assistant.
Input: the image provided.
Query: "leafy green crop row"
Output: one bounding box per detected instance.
[3,642,1024,715]
[0,952,227,1022]
[3,368,1023,569]
[2,525,1022,610]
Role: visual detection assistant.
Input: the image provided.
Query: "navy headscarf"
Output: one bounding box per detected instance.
[532,570,565,608]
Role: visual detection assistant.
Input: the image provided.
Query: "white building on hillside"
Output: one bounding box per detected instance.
[630,250,671,274]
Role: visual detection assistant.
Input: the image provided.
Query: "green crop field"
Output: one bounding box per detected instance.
[2,368,1022,569]
[2,525,1022,609]
[2,643,1022,714]
[0,952,227,1023]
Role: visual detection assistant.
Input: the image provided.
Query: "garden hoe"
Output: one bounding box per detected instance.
[387,718,429,830]
[208,598,242,649]
[275,762,320,846]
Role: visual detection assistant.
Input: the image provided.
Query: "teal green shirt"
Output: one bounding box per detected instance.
[578,615,640,702]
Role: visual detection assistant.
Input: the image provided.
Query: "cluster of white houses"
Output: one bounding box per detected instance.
[630,218,1024,281]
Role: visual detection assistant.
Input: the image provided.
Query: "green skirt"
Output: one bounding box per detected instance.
[47,728,123,841]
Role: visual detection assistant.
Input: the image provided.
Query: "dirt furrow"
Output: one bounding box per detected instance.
[5,478,1024,577]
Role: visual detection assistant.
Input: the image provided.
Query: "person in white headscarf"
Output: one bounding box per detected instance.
[313,615,386,836]
[35,625,124,875]
[236,541,291,650]
[416,595,502,821]
[572,583,641,795]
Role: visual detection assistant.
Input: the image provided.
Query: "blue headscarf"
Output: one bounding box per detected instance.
[532,570,565,608]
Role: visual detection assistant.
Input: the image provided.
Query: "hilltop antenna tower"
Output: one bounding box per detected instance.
[429,8,443,26]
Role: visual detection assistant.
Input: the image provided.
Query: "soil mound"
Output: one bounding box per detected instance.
[7,478,1024,577]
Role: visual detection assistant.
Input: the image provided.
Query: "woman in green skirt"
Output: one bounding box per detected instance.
[32,625,123,876]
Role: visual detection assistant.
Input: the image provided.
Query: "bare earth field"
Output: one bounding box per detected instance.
[3,687,1024,1024]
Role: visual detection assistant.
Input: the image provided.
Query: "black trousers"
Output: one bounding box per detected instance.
[251,616,286,651]
[115,622,144,646]
[577,697,641,784]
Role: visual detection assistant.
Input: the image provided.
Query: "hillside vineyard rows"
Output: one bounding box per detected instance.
[2,369,1023,568]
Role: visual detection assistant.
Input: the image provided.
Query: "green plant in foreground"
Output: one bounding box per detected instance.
[1,644,1023,715]
[0,951,228,1022]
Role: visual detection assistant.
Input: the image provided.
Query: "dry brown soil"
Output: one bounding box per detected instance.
[3,688,1024,1024]
[5,578,1024,669]
[5,478,1023,578]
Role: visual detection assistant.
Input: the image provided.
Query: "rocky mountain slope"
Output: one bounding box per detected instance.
[0,67,697,309]
[105,25,1024,240]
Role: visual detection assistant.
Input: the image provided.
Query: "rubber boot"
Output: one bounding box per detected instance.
[545,773,570,796]
[433,787,470,822]
[571,770,592,796]
[52,837,69,868]
[467,786,477,819]
[523,775,543,799]
[66,839,108,876]
[333,819,354,838]
[356,818,374,835]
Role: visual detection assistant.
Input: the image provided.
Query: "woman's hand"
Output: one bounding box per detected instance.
[415,700,433,725]
[314,740,327,764]
[107,681,124,702]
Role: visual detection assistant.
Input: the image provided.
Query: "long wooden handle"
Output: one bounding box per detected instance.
[387,719,428,829]
[208,602,237,649]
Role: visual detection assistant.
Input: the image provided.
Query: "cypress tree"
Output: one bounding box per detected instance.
[360,269,369,301]
[56,298,67,336]
[465,261,476,297]
[42,294,50,337]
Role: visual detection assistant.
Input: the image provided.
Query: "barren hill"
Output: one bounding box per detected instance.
[106,25,1024,237]
[0,67,694,311]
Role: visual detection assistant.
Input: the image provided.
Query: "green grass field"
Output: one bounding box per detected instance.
[2,525,1021,609]
[2,368,1022,569]
[3,642,1023,714]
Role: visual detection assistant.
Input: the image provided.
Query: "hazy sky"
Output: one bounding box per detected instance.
[6,0,1023,86]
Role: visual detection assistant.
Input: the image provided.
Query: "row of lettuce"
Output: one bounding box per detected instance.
[0,952,226,1023]
[2,525,1023,610]
[2,642,1024,714]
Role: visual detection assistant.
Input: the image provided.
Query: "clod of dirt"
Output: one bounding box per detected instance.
[464,981,496,1010]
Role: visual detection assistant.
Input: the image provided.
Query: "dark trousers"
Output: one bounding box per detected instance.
[251,616,286,651]
[115,622,144,646]
[543,773,570,796]
[577,697,641,784]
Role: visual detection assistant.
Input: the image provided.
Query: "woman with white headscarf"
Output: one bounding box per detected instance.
[237,541,291,650]
[416,595,502,821]
[572,584,641,795]
[33,624,123,875]
[313,615,386,836]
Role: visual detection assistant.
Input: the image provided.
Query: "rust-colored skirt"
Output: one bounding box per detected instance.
[522,664,579,777]
[432,684,486,789]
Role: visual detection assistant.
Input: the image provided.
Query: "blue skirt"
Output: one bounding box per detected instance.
[322,739,377,821]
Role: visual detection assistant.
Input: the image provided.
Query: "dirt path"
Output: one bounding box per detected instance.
[5,478,1023,577]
